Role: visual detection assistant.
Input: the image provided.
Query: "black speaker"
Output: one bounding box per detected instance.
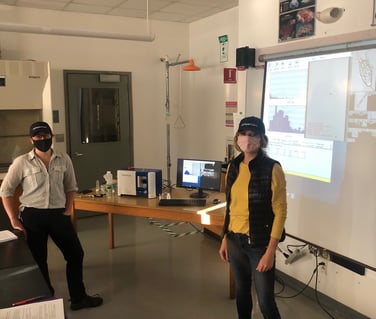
[236,46,255,69]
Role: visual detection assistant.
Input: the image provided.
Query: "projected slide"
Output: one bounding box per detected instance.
[263,55,337,182]
[261,48,376,269]
[305,57,349,141]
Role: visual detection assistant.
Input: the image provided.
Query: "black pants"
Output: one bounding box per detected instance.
[20,207,86,303]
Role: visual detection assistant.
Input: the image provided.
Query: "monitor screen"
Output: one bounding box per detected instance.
[176,158,222,198]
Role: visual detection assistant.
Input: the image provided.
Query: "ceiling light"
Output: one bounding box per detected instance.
[0,22,155,41]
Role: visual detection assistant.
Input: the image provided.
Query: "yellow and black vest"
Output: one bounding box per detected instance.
[223,152,281,247]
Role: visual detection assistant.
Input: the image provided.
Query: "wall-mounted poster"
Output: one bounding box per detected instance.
[279,0,315,42]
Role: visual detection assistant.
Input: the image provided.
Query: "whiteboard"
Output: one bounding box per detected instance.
[257,47,376,269]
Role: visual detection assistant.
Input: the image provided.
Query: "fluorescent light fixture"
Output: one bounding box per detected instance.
[0,22,155,42]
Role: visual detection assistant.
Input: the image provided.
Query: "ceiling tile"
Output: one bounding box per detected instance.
[161,3,210,15]
[1,0,238,23]
[117,0,147,10]
[110,7,145,19]
[65,3,111,14]
[150,11,187,23]
[17,0,67,10]
[73,0,123,5]
[0,0,18,4]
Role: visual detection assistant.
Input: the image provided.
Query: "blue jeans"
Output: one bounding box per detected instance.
[227,232,281,319]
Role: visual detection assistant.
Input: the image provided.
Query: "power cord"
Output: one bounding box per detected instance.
[275,256,335,318]
[275,261,324,299]
[313,254,335,319]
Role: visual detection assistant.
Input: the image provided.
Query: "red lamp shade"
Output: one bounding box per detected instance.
[183,59,200,71]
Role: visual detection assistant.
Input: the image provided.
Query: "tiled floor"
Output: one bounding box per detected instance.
[47,214,351,319]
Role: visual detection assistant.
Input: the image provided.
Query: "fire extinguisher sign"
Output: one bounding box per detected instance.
[224,68,237,84]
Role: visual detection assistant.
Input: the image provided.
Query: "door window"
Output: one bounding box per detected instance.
[80,88,120,143]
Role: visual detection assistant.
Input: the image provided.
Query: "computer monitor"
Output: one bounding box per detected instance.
[176,158,222,198]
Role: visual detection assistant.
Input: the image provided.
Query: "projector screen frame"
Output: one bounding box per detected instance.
[260,40,376,271]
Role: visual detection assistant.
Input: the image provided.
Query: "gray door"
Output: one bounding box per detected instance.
[64,70,133,191]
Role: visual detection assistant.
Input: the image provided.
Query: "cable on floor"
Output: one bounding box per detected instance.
[275,253,335,319]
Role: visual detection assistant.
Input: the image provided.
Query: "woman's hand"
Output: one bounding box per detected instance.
[256,237,278,272]
[219,235,229,262]
[256,249,275,272]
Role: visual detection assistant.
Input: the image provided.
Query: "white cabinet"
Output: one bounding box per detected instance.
[0,60,49,109]
[0,60,51,172]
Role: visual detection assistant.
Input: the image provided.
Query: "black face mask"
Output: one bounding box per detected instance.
[33,138,52,152]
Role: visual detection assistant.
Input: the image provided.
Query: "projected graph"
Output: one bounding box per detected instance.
[269,68,307,100]
[268,106,305,134]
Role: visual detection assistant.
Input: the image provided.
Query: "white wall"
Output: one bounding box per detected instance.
[234,0,376,317]
[183,8,239,163]
[0,4,189,179]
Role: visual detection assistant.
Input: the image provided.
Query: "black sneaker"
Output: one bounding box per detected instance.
[70,294,103,311]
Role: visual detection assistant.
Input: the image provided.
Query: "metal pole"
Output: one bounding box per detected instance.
[164,59,189,189]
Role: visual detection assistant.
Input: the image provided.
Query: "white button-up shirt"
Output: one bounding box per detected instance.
[0,149,78,211]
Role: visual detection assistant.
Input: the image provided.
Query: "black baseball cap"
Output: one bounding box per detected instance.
[237,116,265,135]
[29,121,53,137]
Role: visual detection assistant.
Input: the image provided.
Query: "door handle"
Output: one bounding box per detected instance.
[74,152,84,157]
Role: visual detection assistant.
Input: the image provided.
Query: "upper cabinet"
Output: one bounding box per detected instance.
[0,60,49,109]
[0,60,52,173]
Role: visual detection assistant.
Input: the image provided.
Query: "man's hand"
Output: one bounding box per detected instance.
[10,217,25,233]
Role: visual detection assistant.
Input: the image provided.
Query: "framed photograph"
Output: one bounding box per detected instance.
[279,0,316,42]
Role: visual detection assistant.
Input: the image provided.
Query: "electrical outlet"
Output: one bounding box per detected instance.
[308,244,319,255]
[321,249,330,260]
[318,261,327,275]
[308,245,330,259]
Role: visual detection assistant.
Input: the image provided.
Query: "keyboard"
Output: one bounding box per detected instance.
[158,198,207,207]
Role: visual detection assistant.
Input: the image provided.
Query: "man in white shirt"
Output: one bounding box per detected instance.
[0,121,103,311]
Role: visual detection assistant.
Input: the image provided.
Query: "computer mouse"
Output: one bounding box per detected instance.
[212,198,221,204]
